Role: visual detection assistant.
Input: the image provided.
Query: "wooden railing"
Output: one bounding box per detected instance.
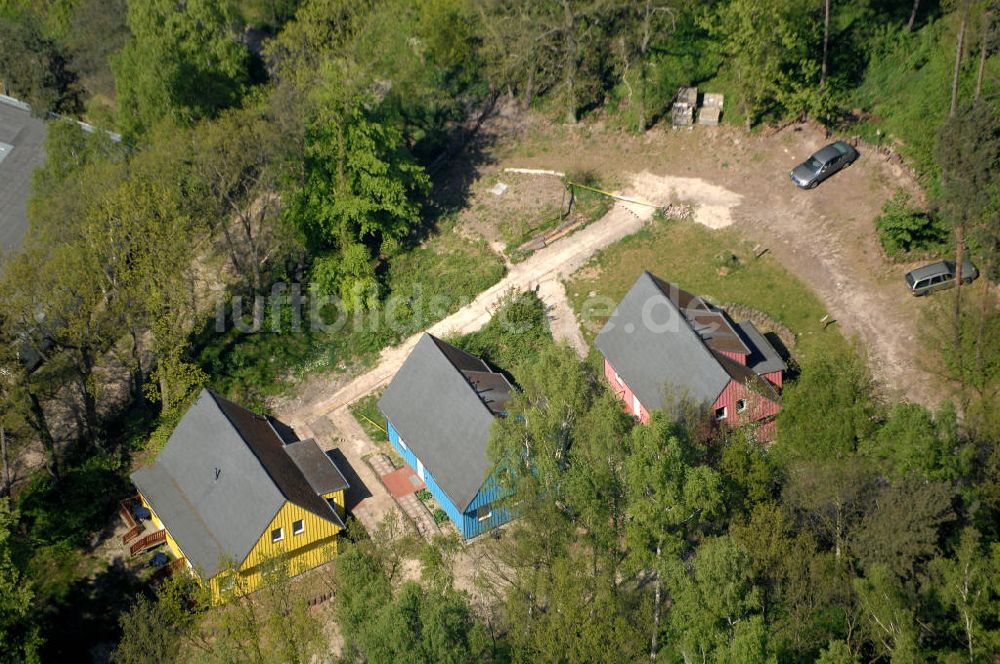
[129,529,166,556]
[150,557,187,586]
[120,495,143,545]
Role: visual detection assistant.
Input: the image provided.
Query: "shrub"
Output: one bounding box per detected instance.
[874,190,948,258]
[453,290,551,375]
[432,508,449,525]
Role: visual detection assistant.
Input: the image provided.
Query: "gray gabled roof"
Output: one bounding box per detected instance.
[377,334,512,511]
[0,101,46,252]
[595,272,732,411]
[735,321,787,375]
[284,439,350,495]
[131,389,345,578]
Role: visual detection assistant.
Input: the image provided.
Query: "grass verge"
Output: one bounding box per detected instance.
[349,392,387,443]
[564,216,852,366]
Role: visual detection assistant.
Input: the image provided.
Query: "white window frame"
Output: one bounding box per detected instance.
[476,505,493,522]
[614,371,624,387]
[271,527,284,543]
[292,519,305,536]
[715,406,728,420]
[632,394,642,417]
[736,399,747,413]
[398,436,408,451]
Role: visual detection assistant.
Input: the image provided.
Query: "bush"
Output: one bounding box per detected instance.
[874,190,948,258]
[432,508,449,525]
[452,290,551,375]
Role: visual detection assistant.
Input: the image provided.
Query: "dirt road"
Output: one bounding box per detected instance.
[280,180,666,550]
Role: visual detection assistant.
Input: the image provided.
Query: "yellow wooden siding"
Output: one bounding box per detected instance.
[323,489,345,519]
[137,492,188,564]
[205,501,342,601]
[240,500,341,571]
[138,491,342,602]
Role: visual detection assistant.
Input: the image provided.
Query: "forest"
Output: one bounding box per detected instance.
[0,0,998,662]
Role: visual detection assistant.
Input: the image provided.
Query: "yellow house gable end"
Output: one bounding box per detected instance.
[211,500,342,600]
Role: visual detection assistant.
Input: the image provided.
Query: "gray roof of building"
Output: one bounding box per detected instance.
[377,334,512,511]
[595,272,732,411]
[595,272,784,413]
[284,439,350,496]
[735,321,787,375]
[0,101,46,252]
[131,389,344,578]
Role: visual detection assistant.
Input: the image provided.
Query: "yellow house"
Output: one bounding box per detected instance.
[130,389,348,601]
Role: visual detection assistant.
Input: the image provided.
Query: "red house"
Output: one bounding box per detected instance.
[594,272,785,439]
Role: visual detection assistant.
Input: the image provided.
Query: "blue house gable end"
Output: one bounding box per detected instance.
[461,475,511,539]
[386,418,511,539]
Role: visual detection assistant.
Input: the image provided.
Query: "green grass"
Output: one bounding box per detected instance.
[564,216,851,366]
[349,392,388,443]
[197,219,506,408]
[501,180,614,260]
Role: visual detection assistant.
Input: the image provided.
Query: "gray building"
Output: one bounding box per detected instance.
[0,99,46,252]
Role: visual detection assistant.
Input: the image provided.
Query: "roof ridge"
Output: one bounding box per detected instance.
[640,273,731,399]
[425,334,505,418]
[207,390,340,524]
[205,390,285,495]
[426,333,487,371]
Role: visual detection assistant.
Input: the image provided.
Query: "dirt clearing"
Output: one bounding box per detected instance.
[486,119,940,406]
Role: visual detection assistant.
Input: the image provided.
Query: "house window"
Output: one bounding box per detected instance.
[292,519,304,536]
[271,527,284,543]
[614,371,624,386]
[399,437,408,451]
[736,399,747,413]
[715,406,727,420]
[632,394,642,417]
[476,505,492,522]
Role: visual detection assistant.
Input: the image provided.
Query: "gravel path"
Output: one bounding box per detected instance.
[286,181,665,425]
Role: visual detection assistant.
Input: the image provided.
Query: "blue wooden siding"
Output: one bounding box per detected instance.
[385,419,511,539]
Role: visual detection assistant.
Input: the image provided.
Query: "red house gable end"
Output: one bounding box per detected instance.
[710,378,781,426]
[604,358,651,424]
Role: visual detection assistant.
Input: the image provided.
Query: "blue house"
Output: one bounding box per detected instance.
[378,334,514,539]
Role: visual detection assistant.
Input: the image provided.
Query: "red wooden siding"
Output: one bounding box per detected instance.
[762,370,782,388]
[604,358,650,424]
[756,419,777,441]
[603,359,780,440]
[718,350,747,364]
[710,379,781,441]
